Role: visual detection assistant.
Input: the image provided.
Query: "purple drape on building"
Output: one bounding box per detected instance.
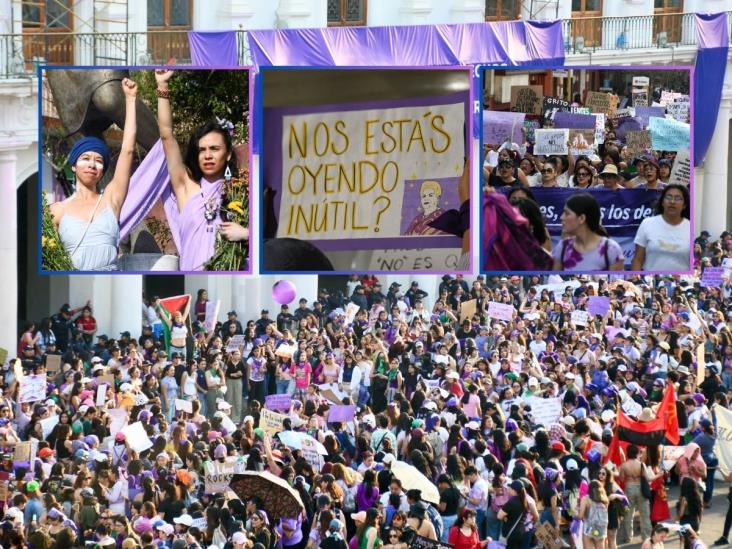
[188,31,239,66]
[694,13,729,166]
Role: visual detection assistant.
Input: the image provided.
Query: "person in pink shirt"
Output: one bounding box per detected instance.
[293,360,312,401]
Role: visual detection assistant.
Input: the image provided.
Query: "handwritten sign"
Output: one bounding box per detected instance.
[635,106,666,127]
[587,296,611,317]
[585,91,617,116]
[535,522,564,549]
[525,397,562,427]
[19,374,46,403]
[13,440,36,465]
[410,535,455,549]
[649,116,690,151]
[632,91,648,107]
[300,436,322,471]
[542,96,569,120]
[265,393,292,412]
[534,129,569,155]
[666,101,689,122]
[260,408,287,435]
[483,110,525,145]
[702,266,725,287]
[523,118,541,143]
[266,94,466,249]
[571,310,590,326]
[175,399,193,413]
[204,459,245,494]
[275,343,298,359]
[669,149,691,186]
[226,335,245,352]
[625,130,652,156]
[594,113,606,144]
[568,129,596,156]
[633,76,650,87]
[510,85,543,115]
[487,302,514,322]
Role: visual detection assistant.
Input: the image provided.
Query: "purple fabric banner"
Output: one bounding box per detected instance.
[188,31,239,67]
[694,13,728,166]
[553,111,596,129]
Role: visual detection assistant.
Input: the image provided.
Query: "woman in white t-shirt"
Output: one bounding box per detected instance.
[631,184,690,271]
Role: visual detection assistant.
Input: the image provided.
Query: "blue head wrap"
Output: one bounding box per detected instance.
[68,136,110,174]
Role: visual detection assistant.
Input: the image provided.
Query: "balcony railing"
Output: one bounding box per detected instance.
[1,13,731,79]
[0,30,252,78]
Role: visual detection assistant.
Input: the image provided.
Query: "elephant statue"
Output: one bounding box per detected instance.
[46,69,159,151]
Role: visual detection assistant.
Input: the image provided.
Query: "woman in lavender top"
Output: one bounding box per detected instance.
[553,193,624,272]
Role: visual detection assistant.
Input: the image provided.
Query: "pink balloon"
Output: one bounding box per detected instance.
[272,280,297,305]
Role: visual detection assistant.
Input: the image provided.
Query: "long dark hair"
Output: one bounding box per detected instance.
[565,193,607,237]
[516,198,549,245]
[679,477,702,518]
[655,183,690,219]
[184,121,237,182]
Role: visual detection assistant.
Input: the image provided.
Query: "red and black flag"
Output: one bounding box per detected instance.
[616,408,667,447]
[659,383,680,445]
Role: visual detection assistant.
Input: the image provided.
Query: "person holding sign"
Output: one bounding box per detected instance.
[631,184,690,272]
[554,194,624,271]
[154,69,249,271]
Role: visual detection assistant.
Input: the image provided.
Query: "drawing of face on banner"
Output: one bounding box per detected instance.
[268,93,466,247]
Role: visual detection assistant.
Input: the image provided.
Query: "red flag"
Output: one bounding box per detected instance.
[616,407,666,446]
[159,294,191,316]
[659,383,680,445]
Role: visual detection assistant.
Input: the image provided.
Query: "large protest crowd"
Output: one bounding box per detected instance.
[482,81,691,273]
[2,227,730,549]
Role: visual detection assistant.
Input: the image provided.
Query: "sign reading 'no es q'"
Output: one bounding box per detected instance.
[264,93,467,251]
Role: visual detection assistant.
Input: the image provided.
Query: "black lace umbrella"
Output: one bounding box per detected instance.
[229,471,304,520]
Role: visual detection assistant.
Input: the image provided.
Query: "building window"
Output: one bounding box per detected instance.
[571,0,602,13]
[654,0,683,43]
[22,1,72,30]
[327,0,367,26]
[147,0,192,28]
[571,0,602,47]
[654,0,682,9]
[485,0,519,21]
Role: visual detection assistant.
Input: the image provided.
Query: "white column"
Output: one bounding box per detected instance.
[110,276,143,336]
[0,147,18,353]
[701,96,731,237]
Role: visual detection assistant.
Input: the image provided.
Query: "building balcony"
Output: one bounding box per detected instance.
[0,30,252,78]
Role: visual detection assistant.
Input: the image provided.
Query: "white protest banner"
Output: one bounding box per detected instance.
[571,310,590,326]
[205,300,221,333]
[18,374,46,403]
[300,436,323,471]
[175,399,193,413]
[96,385,107,407]
[649,116,690,151]
[715,404,732,475]
[270,95,466,249]
[533,280,581,296]
[108,408,128,435]
[668,149,691,186]
[121,421,153,454]
[534,129,569,155]
[344,302,360,325]
[666,101,689,123]
[40,414,59,439]
[226,335,246,352]
[525,397,562,427]
[487,302,514,322]
[260,408,287,436]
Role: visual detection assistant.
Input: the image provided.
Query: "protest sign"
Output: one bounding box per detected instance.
[483,110,525,145]
[587,296,611,317]
[226,335,245,352]
[615,117,643,140]
[204,300,221,333]
[19,374,46,403]
[219,413,236,434]
[121,421,153,454]
[300,436,323,471]
[0,348,7,367]
[668,149,691,186]
[702,267,725,288]
[635,106,666,127]
[715,404,732,475]
[534,129,569,155]
[625,130,652,156]
[571,310,590,326]
[660,445,687,471]
[510,85,543,115]
[459,299,477,323]
[204,459,243,494]
[108,408,128,435]
[666,101,690,122]
[40,414,59,439]
[525,397,562,426]
[274,343,297,359]
[553,111,596,129]
[96,384,107,407]
[368,247,463,272]
[175,398,193,413]
[633,76,650,87]
[523,118,541,143]
[649,116,690,151]
[697,345,706,380]
[614,107,634,119]
[264,93,467,251]
[487,302,514,321]
[260,408,287,435]
[568,129,596,156]
[535,522,564,549]
[133,392,149,406]
[570,106,591,114]
[632,91,648,107]
[521,188,658,266]
[585,91,617,116]
[45,355,61,376]
[328,405,357,423]
[0,481,8,504]
[724,258,732,279]
[542,96,569,120]
[410,535,455,549]
[13,440,36,465]
[594,113,606,144]
[344,302,360,325]
[265,393,292,412]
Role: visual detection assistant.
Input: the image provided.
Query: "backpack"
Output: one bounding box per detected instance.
[584,501,608,539]
[342,484,357,513]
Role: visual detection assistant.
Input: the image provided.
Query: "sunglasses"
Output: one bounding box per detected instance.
[541,169,554,174]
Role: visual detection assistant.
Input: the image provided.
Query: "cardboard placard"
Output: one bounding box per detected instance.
[585,91,617,116]
[98,374,115,388]
[45,355,61,376]
[274,343,297,359]
[0,481,8,503]
[483,110,525,145]
[459,299,477,324]
[510,85,543,115]
[649,116,690,151]
[121,421,153,454]
[542,96,570,120]
[0,348,7,367]
[625,130,652,156]
[571,310,590,326]
[524,397,562,427]
[226,335,246,352]
[666,101,689,122]
[300,436,322,471]
[259,408,287,435]
[534,129,569,156]
[204,459,240,495]
[487,302,514,322]
[535,522,564,549]
[344,302,360,326]
[108,408,129,435]
[668,149,691,186]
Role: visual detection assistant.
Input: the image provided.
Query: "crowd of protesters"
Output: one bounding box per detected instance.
[2,230,731,549]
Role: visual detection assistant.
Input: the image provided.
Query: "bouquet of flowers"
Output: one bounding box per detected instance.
[41,193,75,271]
[205,168,250,271]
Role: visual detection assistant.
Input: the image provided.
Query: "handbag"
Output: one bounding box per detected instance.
[498,514,523,546]
[640,464,653,500]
